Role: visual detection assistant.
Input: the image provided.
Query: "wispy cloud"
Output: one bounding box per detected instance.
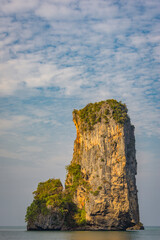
[0,0,159,135]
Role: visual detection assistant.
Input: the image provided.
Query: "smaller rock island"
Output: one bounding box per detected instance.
[26,99,144,231]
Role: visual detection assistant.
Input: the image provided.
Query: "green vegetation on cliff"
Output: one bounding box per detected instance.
[33,178,63,202]
[25,178,68,223]
[73,99,128,131]
[74,206,86,226]
[65,163,82,193]
[73,101,104,131]
[26,173,87,227]
[65,163,90,194]
[107,99,128,124]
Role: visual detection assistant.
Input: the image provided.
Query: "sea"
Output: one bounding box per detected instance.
[0,226,160,240]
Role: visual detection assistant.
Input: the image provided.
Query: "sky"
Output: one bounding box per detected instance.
[0,0,160,226]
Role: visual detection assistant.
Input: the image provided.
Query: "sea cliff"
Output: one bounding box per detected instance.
[26,99,143,231]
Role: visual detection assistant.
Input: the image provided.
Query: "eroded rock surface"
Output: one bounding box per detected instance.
[66,100,140,230]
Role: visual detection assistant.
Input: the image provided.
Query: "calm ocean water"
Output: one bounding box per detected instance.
[0,226,160,240]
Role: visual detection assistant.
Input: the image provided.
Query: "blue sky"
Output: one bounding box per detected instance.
[0,0,160,226]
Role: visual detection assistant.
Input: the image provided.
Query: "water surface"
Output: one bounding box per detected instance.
[0,226,159,240]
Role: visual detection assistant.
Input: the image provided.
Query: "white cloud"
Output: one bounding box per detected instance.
[0,0,39,14]
[93,18,131,34]
[35,2,79,20]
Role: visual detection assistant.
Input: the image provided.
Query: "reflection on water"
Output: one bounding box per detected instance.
[64,231,132,240]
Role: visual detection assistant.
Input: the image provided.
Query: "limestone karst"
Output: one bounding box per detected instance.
[26,99,143,231]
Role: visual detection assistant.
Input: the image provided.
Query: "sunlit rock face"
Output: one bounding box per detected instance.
[65,100,140,230]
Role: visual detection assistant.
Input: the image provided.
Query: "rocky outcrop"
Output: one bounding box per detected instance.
[127,222,144,230]
[27,210,65,231]
[26,99,143,231]
[65,100,140,230]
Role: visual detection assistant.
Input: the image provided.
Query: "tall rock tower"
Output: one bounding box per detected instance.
[26,99,143,231]
[65,100,140,230]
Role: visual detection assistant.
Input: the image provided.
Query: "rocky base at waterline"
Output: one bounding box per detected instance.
[26,99,144,231]
[127,222,144,230]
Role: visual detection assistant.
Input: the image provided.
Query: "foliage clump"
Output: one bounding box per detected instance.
[65,163,82,190]
[73,99,128,131]
[33,178,63,202]
[74,206,86,226]
[26,166,89,227]
[25,178,71,223]
[65,163,90,194]
[92,190,99,196]
[73,101,105,131]
[106,99,128,124]
[25,200,40,222]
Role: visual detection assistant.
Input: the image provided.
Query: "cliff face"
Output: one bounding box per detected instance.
[26,100,142,231]
[65,100,139,230]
